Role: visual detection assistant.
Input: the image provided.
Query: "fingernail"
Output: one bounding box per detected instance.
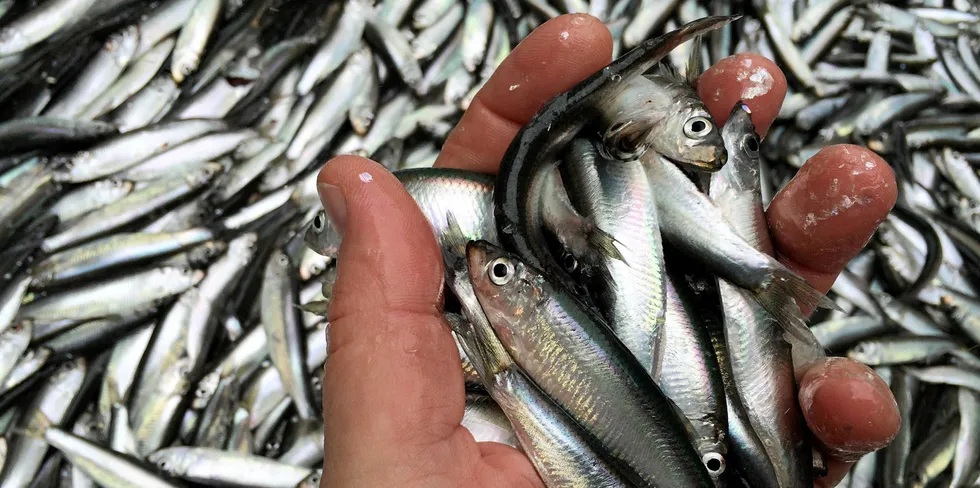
[317,183,347,234]
[799,358,900,461]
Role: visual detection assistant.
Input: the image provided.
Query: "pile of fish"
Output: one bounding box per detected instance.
[0,0,980,486]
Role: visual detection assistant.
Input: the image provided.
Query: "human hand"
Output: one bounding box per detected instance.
[315,14,900,488]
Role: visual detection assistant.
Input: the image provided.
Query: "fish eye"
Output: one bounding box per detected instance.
[561,253,579,273]
[684,116,713,139]
[742,135,760,157]
[489,257,515,285]
[702,453,725,475]
[312,213,325,232]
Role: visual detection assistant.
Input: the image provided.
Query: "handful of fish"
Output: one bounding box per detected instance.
[0,0,977,487]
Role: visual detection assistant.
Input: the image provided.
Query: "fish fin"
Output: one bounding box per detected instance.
[441,211,472,276]
[297,300,330,316]
[587,225,626,264]
[686,35,704,86]
[754,265,836,346]
[446,311,510,382]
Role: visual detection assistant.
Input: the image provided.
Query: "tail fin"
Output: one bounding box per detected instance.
[754,264,837,347]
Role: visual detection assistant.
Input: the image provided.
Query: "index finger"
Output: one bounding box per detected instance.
[434,14,613,174]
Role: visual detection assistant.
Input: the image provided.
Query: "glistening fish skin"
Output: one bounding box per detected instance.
[445,254,629,488]
[30,228,214,288]
[448,312,631,488]
[172,0,222,83]
[0,0,100,56]
[388,167,498,255]
[52,119,227,183]
[709,104,812,488]
[42,163,222,252]
[261,250,318,421]
[649,152,832,345]
[658,263,729,483]
[559,138,666,375]
[148,447,313,488]
[44,427,184,488]
[492,17,735,300]
[0,357,86,487]
[467,240,712,488]
[18,266,204,326]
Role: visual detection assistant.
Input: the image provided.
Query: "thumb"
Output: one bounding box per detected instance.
[317,156,465,484]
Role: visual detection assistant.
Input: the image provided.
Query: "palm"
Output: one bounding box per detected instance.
[438,431,543,488]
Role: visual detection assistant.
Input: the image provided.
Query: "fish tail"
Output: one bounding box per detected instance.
[753,265,835,347]
[587,224,626,264]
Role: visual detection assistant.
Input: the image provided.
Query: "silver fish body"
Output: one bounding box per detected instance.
[261,249,318,420]
[18,266,203,326]
[0,358,86,488]
[559,138,666,375]
[31,228,214,288]
[148,447,313,488]
[445,264,631,488]
[45,426,183,488]
[709,104,813,488]
[467,241,712,487]
[172,0,222,83]
[0,0,100,56]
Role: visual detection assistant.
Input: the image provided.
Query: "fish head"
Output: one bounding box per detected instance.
[465,241,544,345]
[99,178,135,196]
[300,251,330,281]
[147,447,194,477]
[187,240,228,267]
[648,101,727,172]
[296,470,322,488]
[229,232,259,259]
[722,103,760,165]
[847,342,882,365]
[718,103,762,191]
[172,266,206,287]
[192,371,221,409]
[187,162,225,185]
[304,211,341,259]
[270,250,292,273]
[906,471,927,488]
[602,76,727,171]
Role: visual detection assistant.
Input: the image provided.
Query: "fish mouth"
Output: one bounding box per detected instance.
[662,153,725,172]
